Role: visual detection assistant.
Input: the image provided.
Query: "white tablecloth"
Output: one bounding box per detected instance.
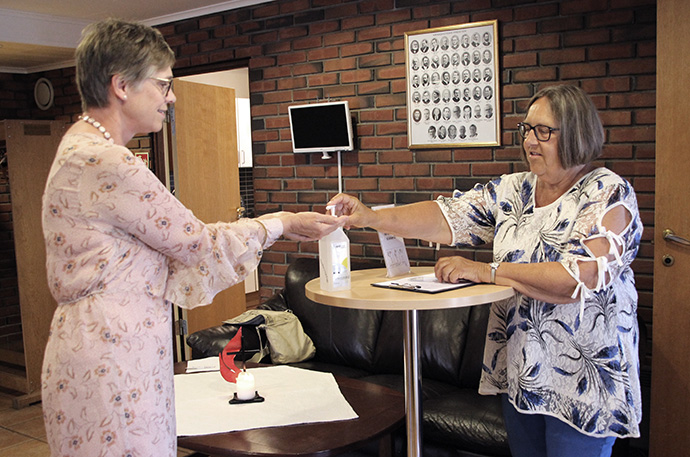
[174,364,358,436]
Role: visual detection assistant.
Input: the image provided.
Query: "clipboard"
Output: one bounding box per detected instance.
[371,273,475,294]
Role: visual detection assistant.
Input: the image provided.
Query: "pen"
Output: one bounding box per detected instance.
[390,282,422,289]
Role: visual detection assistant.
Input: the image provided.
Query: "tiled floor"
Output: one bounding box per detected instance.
[0,389,199,457]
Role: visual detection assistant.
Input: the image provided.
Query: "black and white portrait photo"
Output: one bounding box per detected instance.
[406,20,500,148]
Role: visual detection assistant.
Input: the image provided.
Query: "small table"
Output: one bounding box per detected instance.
[305,267,514,457]
[175,363,404,456]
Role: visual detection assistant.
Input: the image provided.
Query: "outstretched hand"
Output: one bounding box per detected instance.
[275,211,348,241]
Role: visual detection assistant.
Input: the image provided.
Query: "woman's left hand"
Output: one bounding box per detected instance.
[434,256,489,284]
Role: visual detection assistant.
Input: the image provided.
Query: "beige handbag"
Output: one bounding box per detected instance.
[224,310,316,364]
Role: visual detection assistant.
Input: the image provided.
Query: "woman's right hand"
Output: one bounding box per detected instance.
[326,193,377,229]
[271,211,347,241]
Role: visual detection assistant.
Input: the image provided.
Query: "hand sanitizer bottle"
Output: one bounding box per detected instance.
[319,206,351,291]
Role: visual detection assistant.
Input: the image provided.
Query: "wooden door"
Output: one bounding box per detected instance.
[171,79,246,350]
[3,120,64,398]
[649,1,690,455]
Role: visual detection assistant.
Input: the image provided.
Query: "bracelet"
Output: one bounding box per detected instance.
[489,262,500,284]
[256,220,268,248]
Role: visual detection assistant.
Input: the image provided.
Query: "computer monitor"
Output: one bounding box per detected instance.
[288,101,354,154]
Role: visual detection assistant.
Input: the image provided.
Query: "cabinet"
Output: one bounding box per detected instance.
[0,120,65,407]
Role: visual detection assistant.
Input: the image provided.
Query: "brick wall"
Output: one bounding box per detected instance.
[160,0,656,334]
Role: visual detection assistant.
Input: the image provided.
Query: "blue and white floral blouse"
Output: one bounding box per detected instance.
[436,167,642,438]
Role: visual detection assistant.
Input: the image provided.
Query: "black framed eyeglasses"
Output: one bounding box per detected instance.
[150,77,174,97]
[517,122,560,142]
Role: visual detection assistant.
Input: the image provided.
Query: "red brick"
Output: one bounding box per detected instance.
[609,92,656,109]
[580,77,632,94]
[417,177,453,190]
[415,150,452,163]
[634,109,655,125]
[277,77,307,90]
[514,3,560,21]
[277,51,307,66]
[323,57,357,72]
[380,177,414,190]
[376,66,405,80]
[375,94,406,107]
[609,59,656,76]
[599,110,632,126]
[561,0,608,15]
[358,27,392,42]
[540,48,586,65]
[342,15,375,30]
[344,178,378,191]
[472,163,512,176]
[394,164,430,176]
[293,36,323,50]
[541,16,585,33]
[309,21,340,35]
[433,163,470,176]
[358,81,390,95]
[307,48,339,61]
[341,43,374,57]
[361,165,393,177]
[359,108,394,123]
[377,121,406,135]
[561,62,607,79]
[514,34,560,52]
[513,67,558,83]
[379,150,413,163]
[608,126,655,143]
[564,29,610,48]
[341,69,374,84]
[360,136,393,150]
[292,63,324,76]
[324,31,356,47]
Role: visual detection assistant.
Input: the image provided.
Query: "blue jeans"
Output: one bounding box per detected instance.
[501,395,616,457]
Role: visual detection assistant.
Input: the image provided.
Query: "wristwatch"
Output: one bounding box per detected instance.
[489,262,500,284]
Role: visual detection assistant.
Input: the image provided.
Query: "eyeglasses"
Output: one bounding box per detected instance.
[517,122,560,142]
[150,77,174,97]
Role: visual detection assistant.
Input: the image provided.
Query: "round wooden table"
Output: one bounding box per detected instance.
[175,362,404,456]
[306,267,514,457]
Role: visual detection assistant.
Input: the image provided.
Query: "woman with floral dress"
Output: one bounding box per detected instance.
[41,18,344,457]
[328,85,642,457]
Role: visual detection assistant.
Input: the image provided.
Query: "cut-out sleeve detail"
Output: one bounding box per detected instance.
[560,196,638,322]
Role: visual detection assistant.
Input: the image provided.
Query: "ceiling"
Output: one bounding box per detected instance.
[0,0,271,74]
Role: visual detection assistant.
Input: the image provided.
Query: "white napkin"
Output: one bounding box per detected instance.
[185,356,220,373]
[175,365,358,436]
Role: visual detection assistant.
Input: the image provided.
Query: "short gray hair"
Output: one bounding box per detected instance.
[75,18,175,111]
[525,85,604,168]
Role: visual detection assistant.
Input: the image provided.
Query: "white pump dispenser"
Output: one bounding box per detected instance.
[318,206,351,291]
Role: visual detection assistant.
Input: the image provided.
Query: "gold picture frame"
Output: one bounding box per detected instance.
[405,20,501,149]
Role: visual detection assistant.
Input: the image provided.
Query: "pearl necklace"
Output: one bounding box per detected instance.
[80,114,114,144]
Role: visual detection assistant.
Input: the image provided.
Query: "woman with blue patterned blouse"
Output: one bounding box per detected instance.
[329,85,642,457]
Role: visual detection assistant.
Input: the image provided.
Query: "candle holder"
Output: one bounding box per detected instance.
[229,391,265,404]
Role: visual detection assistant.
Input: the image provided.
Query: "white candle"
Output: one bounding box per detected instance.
[236,371,255,400]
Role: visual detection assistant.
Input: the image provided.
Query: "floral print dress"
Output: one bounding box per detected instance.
[436,168,643,438]
[41,133,282,457]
